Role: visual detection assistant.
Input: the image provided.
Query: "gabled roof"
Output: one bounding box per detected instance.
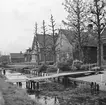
[32,34,58,50]
[10,53,24,59]
[59,29,97,47]
[59,29,74,42]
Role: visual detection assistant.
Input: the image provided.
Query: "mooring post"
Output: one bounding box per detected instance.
[57,77,60,83]
[36,82,39,90]
[3,69,6,75]
[32,81,34,90]
[26,81,28,89]
[62,77,64,84]
[30,81,33,90]
[19,82,22,87]
[27,81,30,89]
[53,77,56,82]
[33,81,36,90]
[29,81,31,89]
[16,82,18,87]
[63,76,68,87]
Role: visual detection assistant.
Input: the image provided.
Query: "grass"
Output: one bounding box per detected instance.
[0,73,40,105]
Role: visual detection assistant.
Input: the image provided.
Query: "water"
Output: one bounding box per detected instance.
[29,95,59,105]
[5,70,106,105]
[5,70,60,105]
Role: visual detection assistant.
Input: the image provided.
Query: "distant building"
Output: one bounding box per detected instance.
[0,55,10,64]
[24,48,32,62]
[10,53,25,63]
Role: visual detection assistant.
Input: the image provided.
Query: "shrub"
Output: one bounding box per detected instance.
[38,64,48,73]
[57,62,71,71]
[66,58,73,66]
[46,65,57,73]
[47,61,54,65]
[72,60,83,70]
[80,65,89,71]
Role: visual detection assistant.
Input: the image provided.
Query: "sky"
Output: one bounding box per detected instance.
[0,0,67,54]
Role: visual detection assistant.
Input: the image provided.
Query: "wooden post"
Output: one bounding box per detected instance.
[16,82,18,87]
[62,78,64,84]
[19,82,22,87]
[53,78,55,82]
[32,81,34,90]
[63,76,68,87]
[31,81,33,90]
[33,82,36,90]
[28,81,30,89]
[26,81,28,89]
[29,81,31,89]
[36,82,39,90]
[57,77,60,83]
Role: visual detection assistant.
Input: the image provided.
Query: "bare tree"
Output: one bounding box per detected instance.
[34,22,40,65]
[49,14,57,63]
[42,20,47,64]
[89,0,106,67]
[62,0,89,61]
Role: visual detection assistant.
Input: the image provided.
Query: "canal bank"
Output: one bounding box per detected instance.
[4,69,106,105]
[0,72,40,105]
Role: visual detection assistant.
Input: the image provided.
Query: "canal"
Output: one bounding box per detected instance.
[4,69,106,105]
[5,70,60,105]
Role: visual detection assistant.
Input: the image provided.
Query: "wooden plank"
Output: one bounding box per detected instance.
[6,71,95,83]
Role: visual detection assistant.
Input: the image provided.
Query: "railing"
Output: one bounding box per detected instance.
[82,63,97,70]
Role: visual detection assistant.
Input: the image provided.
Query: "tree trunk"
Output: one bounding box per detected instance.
[53,52,56,64]
[97,36,101,68]
[97,9,101,68]
[44,53,46,64]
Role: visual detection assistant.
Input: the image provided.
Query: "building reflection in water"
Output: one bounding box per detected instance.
[29,92,60,105]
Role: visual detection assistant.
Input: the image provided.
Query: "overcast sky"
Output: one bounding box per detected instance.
[0,0,67,54]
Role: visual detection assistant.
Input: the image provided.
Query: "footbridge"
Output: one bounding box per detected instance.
[6,71,96,83]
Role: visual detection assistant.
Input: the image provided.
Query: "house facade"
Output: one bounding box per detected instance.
[56,29,73,62]
[56,28,106,64]
[31,34,55,63]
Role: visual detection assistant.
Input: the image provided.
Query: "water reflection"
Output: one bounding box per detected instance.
[29,94,60,105]
[5,70,60,105]
[5,70,106,105]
